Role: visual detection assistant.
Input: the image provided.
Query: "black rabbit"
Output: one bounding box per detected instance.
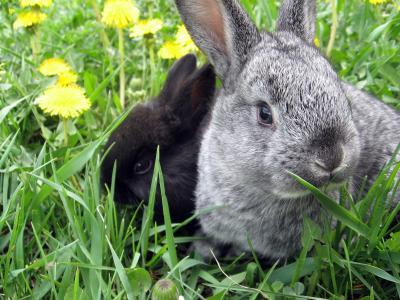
[101,54,216,225]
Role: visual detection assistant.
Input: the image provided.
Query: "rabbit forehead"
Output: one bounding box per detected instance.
[126,102,176,148]
[242,53,343,104]
[243,33,338,93]
[239,33,348,107]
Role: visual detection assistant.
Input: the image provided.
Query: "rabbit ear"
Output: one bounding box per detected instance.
[168,64,216,129]
[190,64,216,113]
[175,0,260,83]
[161,54,197,99]
[276,0,316,43]
[187,64,216,126]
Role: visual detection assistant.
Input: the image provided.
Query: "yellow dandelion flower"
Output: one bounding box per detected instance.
[129,19,163,38]
[369,0,388,4]
[314,37,320,48]
[175,25,198,53]
[20,0,52,8]
[101,0,139,29]
[13,11,47,29]
[36,85,91,119]
[158,25,198,60]
[57,71,78,86]
[39,58,72,76]
[158,40,188,60]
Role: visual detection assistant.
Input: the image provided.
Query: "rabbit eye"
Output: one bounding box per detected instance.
[258,103,273,126]
[134,159,153,175]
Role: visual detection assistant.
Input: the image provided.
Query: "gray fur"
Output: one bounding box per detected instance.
[176,0,400,259]
[176,0,260,83]
[277,0,316,43]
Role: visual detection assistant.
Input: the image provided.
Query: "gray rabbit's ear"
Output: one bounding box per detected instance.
[175,0,260,82]
[276,0,316,43]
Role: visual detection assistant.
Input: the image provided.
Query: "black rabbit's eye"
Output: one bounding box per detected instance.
[258,103,273,126]
[134,159,153,175]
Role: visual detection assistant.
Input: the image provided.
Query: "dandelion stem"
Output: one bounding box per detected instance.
[30,35,38,60]
[35,29,41,56]
[30,35,36,59]
[30,29,41,60]
[326,0,338,58]
[62,118,69,146]
[149,40,156,96]
[118,27,125,109]
[88,0,111,50]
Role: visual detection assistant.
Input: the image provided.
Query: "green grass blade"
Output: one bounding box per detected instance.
[290,172,371,238]
[106,237,134,300]
[351,262,400,284]
[140,147,160,265]
[157,147,179,279]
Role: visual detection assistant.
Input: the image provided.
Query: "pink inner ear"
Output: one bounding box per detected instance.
[191,0,227,56]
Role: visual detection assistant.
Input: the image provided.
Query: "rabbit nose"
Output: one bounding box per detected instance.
[314,144,344,174]
[314,160,346,176]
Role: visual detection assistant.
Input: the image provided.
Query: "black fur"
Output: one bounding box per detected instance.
[101,54,216,225]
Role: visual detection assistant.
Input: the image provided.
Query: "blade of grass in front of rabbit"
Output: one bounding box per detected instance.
[368,163,400,253]
[291,217,320,287]
[289,172,371,238]
[158,147,181,290]
[139,145,160,265]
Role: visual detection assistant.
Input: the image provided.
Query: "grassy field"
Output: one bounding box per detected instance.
[1,0,400,299]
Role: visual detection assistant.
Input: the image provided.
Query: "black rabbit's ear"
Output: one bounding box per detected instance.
[168,63,216,129]
[276,0,316,43]
[161,54,197,99]
[189,64,216,121]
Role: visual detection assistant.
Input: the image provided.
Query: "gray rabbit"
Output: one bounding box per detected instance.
[175,0,400,259]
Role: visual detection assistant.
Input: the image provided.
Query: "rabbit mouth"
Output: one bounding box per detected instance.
[320,181,347,192]
[271,188,312,199]
[271,180,347,200]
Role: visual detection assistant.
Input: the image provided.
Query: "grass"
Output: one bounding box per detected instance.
[1,0,400,299]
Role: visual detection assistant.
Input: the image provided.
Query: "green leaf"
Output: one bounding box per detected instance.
[127,268,152,296]
[89,66,119,103]
[106,237,134,300]
[0,131,18,168]
[206,291,226,300]
[220,271,246,287]
[292,218,320,285]
[269,258,316,285]
[290,172,371,238]
[379,64,400,87]
[386,231,400,252]
[367,16,397,43]
[271,281,283,292]
[352,262,400,284]
[0,98,25,124]
[140,147,160,265]
[64,285,90,300]
[246,262,258,286]
[158,148,179,278]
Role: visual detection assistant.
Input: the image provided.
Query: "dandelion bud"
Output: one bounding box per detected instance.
[151,279,179,300]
